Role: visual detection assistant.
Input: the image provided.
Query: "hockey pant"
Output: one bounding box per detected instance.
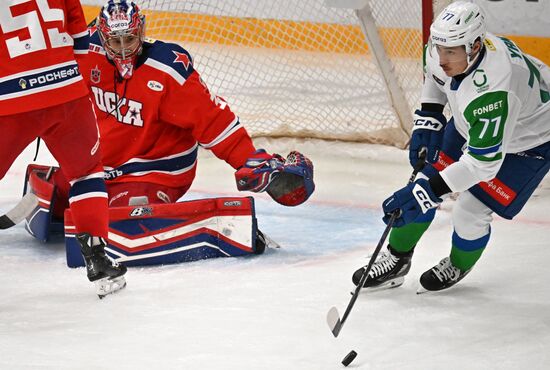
[390,119,550,270]
[1,96,108,238]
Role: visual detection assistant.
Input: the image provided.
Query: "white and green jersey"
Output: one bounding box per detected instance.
[421,32,550,192]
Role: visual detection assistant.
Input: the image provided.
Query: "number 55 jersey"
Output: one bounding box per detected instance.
[0,0,90,115]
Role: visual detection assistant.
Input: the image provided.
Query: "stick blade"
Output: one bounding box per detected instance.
[0,193,39,229]
[327,306,343,337]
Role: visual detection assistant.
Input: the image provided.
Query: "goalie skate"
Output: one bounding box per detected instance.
[95,275,127,299]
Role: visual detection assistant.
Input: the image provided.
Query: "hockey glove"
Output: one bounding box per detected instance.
[409,109,447,167]
[266,151,314,206]
[235,150,315,206]
[235,149,285,193]
[382,178,441,227]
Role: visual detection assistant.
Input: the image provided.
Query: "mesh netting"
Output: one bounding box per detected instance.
[82,0,426,147]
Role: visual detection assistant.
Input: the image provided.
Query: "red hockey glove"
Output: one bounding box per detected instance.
[235,150,315,206]
[235,150,285,193]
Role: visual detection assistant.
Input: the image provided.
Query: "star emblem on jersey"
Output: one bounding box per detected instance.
[173,51,191,70]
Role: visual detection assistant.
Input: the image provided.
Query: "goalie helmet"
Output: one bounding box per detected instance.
[97,0,145,79]
[429,1,486,68]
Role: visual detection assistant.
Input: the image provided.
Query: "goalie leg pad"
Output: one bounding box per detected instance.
[22,164,64,242]
[64,197,261,267]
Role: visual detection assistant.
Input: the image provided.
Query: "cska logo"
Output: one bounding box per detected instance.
[91,66,101,84]
[90,86,144,127]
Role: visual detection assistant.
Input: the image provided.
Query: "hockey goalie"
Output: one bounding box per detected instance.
[23,0,314,268]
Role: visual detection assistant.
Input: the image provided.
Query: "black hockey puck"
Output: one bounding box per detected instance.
[341,350,357,366]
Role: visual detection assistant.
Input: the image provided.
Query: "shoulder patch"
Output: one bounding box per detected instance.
[483,38,496,51]
[145,41,195,82]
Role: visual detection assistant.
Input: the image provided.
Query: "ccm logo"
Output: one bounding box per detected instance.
[413,118,443,131]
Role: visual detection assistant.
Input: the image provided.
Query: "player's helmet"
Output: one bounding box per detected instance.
[97,0,145,79]
[429,1,486,67]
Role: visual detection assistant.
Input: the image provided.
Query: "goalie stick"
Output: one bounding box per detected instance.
[327,150,426,338]
[0,193,39,230]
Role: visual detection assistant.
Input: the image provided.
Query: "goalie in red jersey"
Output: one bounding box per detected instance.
[25,0,314,267]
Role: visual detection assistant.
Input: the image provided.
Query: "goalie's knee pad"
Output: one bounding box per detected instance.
[64,197,262,267]
[23,164,65,242]
[267,151,315,206]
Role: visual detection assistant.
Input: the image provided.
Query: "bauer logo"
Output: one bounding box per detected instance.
[129,207,153,217]
[147,80,164,91]
[432,35,447,43]
[224,201,242,207]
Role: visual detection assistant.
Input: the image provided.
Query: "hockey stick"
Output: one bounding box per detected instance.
[0,193,39,230]
[327,150,427,338]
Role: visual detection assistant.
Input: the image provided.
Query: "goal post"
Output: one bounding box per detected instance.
[81,0,445,148]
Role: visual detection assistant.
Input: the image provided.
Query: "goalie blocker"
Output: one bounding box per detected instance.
[23,165,264,267]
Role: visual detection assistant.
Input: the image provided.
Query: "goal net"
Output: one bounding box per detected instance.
[81,0,445,148]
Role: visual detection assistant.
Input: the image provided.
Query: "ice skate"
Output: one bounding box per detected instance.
[352,245,413,291]
[77,233,127,298]
[417,257,470,293]
[256,229,281,254]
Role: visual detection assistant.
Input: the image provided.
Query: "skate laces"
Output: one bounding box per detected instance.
[432,257,460,282]
[369,251,399,277]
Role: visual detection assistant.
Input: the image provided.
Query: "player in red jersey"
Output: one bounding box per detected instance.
[50,0,314,211]
[0,0,126,297]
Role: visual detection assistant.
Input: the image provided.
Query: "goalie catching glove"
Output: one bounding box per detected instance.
[235,149,314,206]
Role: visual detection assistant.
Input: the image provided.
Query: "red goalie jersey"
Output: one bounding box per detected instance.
[0,0,90,115]
[78,29,256,190]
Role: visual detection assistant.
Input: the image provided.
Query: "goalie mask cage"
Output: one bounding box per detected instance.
[82,0,451,148]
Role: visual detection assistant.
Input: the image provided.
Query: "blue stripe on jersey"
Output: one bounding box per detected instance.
[0,63,81,98]
[452,229,491,252]
[468,143,502,155]
[104,146,198,180]
[69,177,107,199]
[145,41,195,80]
[73,32,90,53]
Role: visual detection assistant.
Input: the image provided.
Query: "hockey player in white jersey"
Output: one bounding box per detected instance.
[353,1,550,292]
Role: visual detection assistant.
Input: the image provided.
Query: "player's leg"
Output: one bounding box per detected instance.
[352,119,465,289]
[420,191,492,291]
[420,140,550,291]
[42,96,126,294]
[0,111,46,180]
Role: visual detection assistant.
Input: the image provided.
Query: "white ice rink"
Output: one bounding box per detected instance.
[0,137,549,370]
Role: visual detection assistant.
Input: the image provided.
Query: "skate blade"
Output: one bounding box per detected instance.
[95,276,127,299]
[416,286,428,295]
[351,277,405,294]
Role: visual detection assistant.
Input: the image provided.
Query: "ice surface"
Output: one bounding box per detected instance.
[0,138,549,370]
